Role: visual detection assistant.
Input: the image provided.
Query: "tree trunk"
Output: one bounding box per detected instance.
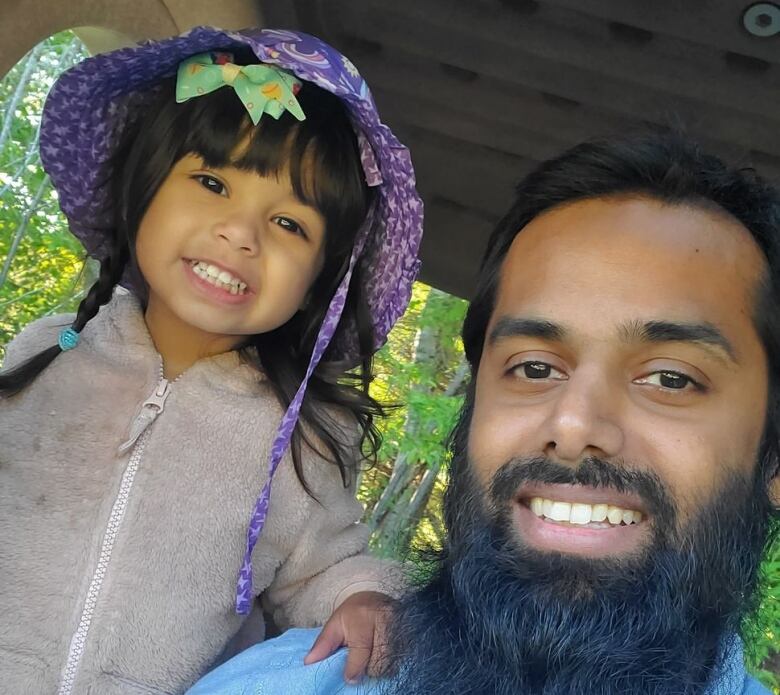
[396,460,441,549]
[370,348,469,552]
[368,450,416,531]
[373,481,417,556]
[368,294,440,530]
[444,357,469,398]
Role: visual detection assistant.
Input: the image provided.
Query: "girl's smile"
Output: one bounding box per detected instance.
[182,258,253,305]
[187,258,251,293]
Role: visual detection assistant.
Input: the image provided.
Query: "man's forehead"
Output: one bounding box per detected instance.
[491,197,765,343]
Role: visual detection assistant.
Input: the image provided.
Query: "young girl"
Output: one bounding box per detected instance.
[0,27,422,694]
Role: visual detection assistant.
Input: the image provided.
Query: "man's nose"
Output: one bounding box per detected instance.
[541,369,624,464]
[211,215,261,255]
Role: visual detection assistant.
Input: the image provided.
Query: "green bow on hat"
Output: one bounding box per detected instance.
[176,52,306,124]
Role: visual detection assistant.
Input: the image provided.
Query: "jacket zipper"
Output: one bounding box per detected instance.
[57,375,172,695]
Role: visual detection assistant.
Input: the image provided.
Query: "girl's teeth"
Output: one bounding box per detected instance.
[189,260,247,295]
[528,497,644,527]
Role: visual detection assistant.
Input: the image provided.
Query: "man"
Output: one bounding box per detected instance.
[189,130,779,694]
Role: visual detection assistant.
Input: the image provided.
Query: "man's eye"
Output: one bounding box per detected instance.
[194,175,226,196]
[273,216,307,238]
[637,371,700,391]
[512,361,565,380]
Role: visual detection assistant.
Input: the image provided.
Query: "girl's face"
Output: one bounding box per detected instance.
[135,153,326,355]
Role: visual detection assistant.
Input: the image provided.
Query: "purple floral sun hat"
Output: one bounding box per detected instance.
[39,26,423,614]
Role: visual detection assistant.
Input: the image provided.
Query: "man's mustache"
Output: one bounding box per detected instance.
[488,456,677,526]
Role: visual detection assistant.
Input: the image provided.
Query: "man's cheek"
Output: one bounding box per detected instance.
[469,417,525,487]
[471,402,548,480]
[634,428,704,513]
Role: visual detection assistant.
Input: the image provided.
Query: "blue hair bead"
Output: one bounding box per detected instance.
[58,327,80,351]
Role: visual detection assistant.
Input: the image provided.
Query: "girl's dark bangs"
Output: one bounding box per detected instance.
[237,117,323,209]
[236,110,364,226]
[171,84,366,227]
[174,89,265,171]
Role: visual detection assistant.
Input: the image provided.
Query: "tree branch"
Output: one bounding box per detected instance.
[0,44,43,156]
[0,173,50,287]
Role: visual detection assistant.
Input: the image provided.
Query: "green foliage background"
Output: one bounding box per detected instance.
[1,31,777,691]
[0,33,93,351]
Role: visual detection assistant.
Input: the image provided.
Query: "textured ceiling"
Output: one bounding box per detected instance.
[260,0,780,298]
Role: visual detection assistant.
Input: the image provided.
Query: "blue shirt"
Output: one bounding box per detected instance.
[187,628,771,695]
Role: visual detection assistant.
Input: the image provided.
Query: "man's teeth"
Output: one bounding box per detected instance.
[189,260,247,294]
[529,497,643,526]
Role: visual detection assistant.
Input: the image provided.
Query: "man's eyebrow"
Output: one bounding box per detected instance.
[487,317,737,362]
[488,317,565,345]
[621,320,738,363]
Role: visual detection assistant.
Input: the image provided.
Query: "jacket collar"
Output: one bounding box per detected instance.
[80,290,267,395]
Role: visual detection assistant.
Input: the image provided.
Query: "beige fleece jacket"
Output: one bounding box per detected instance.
[0,292,400,694]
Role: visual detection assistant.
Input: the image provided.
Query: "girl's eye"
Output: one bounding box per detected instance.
[273,216,307,239]
[511,361,567,381]
[194,174,227,196]
[635,371,702,391]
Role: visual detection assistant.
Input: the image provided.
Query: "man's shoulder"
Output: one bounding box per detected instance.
[709,637,773,695]
[186,628,381,695]
[188,629,772,695]
[708,638,773,695]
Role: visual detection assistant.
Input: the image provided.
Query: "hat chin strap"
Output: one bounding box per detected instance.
[234,223,369,614]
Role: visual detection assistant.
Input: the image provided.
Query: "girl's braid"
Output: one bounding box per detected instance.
[0,232,129,397]
[72,233,130,334]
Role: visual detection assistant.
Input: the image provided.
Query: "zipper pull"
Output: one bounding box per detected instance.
[142,379,171,413]
[118,379,171,454]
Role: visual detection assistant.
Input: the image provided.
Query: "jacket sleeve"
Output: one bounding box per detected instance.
[1,313,75,371]
[261,416,406,630]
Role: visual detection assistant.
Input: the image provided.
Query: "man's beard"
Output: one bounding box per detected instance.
[380,414,776,695]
